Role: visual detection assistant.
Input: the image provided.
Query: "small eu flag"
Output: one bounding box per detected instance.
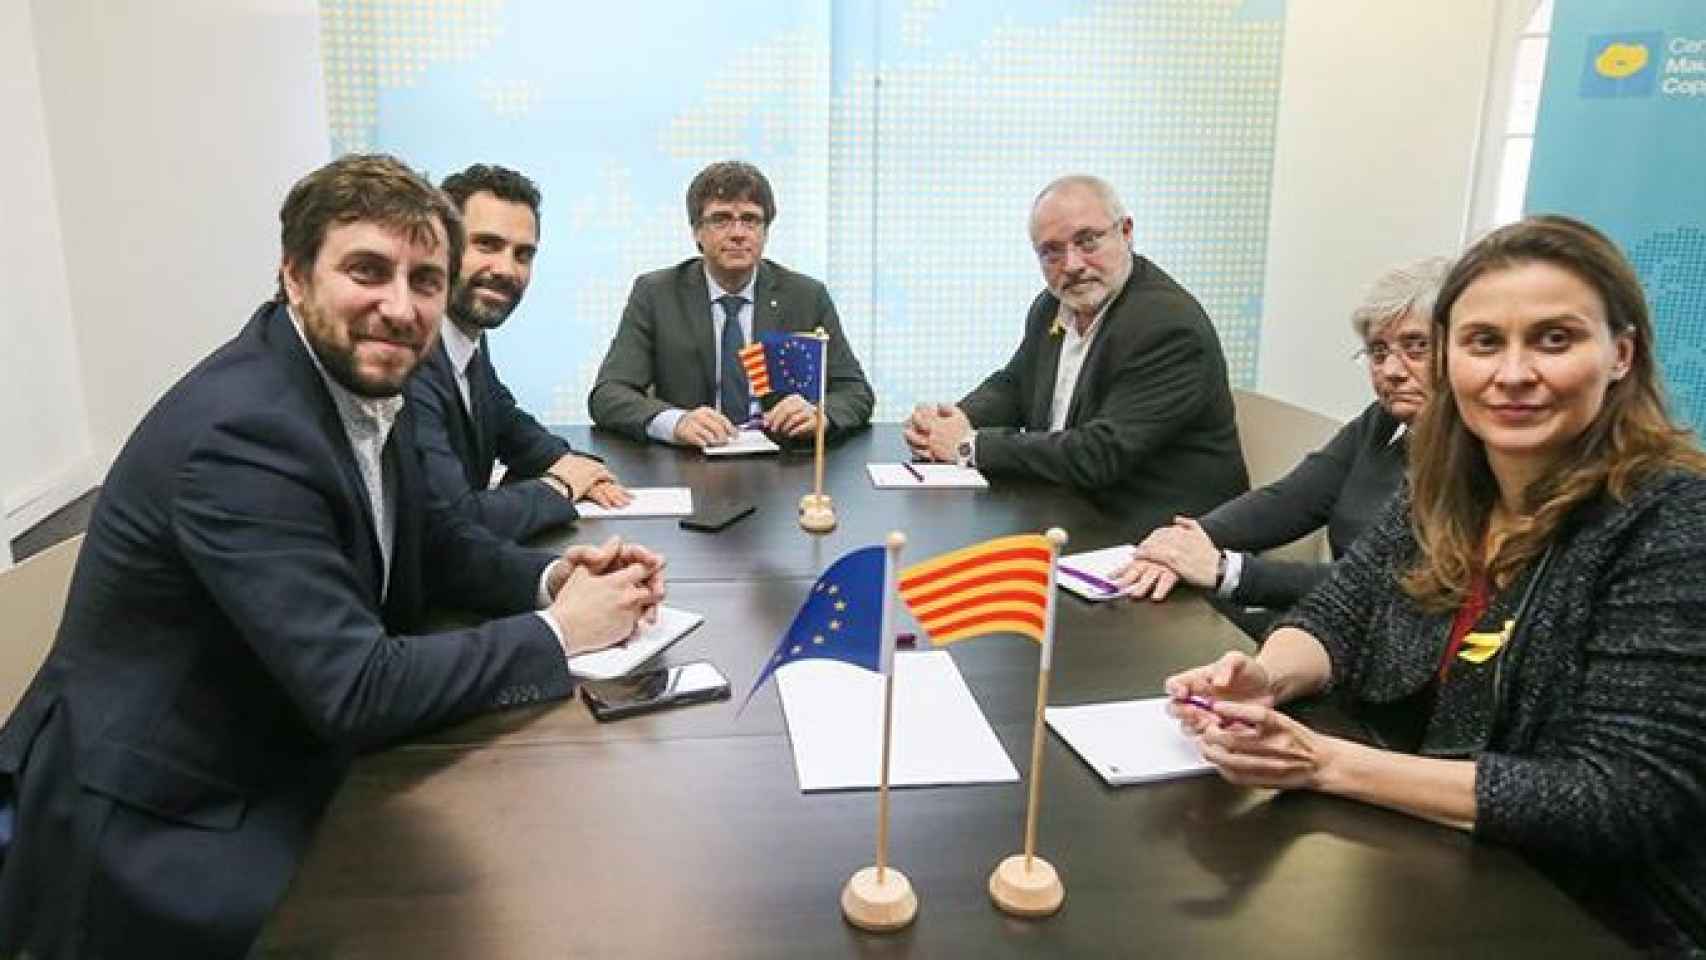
[741,332,823,401]
[742,545,885,709]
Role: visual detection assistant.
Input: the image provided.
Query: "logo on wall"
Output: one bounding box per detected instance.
[1580,32,1663,97]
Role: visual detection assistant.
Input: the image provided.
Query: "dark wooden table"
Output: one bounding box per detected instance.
[258,426,1627,958]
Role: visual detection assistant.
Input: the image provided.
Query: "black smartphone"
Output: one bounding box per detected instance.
[580,661,731,721]
[679,499,755,532]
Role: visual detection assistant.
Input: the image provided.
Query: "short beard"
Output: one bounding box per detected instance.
[449,281,520,332]
[306,335,405,399]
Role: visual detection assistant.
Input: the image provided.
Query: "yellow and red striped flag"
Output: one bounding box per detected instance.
[739,341,771,396]
[897,534,1053,646]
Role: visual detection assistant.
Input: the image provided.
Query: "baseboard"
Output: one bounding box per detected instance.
[4,456,99,544]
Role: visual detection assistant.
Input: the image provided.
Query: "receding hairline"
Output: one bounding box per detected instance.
[1029,175,1128,236]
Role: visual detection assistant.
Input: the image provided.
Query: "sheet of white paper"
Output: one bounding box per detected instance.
[574,487,694,519]
[1056,544,1135,602]
[703,429,781,457]
[865,463,989,489]
[566,605,704,681]
[775,651,1018,792]
[1045,698,1214,786]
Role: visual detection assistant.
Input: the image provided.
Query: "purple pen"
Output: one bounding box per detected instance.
[1179,694,1253,728]
[1058,564,1119,595]
[902,461,926,483]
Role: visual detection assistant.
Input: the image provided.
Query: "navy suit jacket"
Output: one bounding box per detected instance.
[408,334,580,540]
[0,303,573,957]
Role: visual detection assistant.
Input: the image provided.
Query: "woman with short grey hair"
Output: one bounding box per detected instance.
[1115,256,1451,618]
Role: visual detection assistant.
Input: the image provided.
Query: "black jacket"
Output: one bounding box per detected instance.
[960,255,1249,537]
[408,334,580,541]
[0,303,572,957]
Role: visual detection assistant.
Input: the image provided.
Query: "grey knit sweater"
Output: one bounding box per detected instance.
[1279,470,1706,956]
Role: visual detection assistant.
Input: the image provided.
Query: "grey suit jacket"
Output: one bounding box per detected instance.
[588,258,874,440]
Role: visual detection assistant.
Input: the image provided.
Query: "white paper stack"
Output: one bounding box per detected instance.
[1056,544,1135,601]
[574,487,694,519]
[703,429,781,457]
[1045,698,1214,786]
[774,651,1018,792]
[865,463,989,489]
[567,605,704,681]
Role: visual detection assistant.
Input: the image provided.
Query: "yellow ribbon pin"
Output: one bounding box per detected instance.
[1459,619,1515,664]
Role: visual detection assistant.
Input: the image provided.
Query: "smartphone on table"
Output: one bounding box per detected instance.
[580,661,731,721]
[678,499,755,532]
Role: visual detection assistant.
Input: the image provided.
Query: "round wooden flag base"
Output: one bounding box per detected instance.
[988,854,1064,918]
[799,493,837,533]
[841,865,918,932]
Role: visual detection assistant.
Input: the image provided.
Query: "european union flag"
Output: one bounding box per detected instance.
[742,545,885,709]
[756,332,823,401]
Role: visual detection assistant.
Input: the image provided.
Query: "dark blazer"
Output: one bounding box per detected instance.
[408,333,580,540]
[960,255,1248,537]
[1199,401,1406,608]
[1282,473,1706,954]
[0,303,573,958]
[588,258,875,440]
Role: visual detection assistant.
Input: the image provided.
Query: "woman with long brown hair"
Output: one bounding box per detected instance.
[1165,215,1706,955]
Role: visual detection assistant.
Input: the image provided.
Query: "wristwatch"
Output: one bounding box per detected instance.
[954,434,976,468]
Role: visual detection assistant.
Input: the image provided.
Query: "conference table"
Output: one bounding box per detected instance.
[258,426,1629,958]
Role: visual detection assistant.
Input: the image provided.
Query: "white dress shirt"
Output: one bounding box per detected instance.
[646,265,758,443]
[439,317,480,415]
[1048,302,1110,431]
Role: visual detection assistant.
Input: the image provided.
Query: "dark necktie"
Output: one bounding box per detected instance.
[717,294,750,421]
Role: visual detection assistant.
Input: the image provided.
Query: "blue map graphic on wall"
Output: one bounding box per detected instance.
[319,0,1285,422]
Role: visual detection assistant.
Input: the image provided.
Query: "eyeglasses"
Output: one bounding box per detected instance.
[700,212,767,232]
[1035,222,1122,265]
[1355,335,1432,365]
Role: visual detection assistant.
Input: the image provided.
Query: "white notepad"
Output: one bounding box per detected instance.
[1045,698,1214,786]
[865,463,989,489]
[1056,544,1135,602]
[566,605,704,681]
[775,651,1019,792]
[574,487,693,519]
[703,429,781,457]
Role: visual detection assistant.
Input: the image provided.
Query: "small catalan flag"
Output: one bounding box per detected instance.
[739,341,771,396]
[897,534,1053,646]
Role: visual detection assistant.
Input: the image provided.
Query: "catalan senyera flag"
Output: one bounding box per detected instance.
[739,340,772,396]
[897,534,1053,646]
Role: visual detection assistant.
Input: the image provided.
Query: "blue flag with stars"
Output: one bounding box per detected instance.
[757,332,823,400]
[742,545,884,709]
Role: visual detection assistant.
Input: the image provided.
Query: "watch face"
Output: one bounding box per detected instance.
[957,439,973,457]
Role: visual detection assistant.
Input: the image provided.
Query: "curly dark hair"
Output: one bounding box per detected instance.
[685,161,775,227]
[274,154,463,303]
[439,163,543,225]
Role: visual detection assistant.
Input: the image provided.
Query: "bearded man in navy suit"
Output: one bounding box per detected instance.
[408,163,633,541]
[0,154,666,957]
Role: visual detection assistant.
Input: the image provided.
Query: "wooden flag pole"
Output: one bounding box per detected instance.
[989,527,1068,918]
[842,532,917,932]
[799,328,837,533]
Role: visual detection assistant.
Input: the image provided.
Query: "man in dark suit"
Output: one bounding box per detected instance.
[407,164,631,542]
[589,161,874,446]
[0,155,665,957]
[904,175,1248,536]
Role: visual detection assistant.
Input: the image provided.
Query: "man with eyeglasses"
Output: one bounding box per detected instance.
[589,161,874,446]
[904,174,1248,536]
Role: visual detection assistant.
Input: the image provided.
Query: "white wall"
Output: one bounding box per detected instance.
[1257,0,1518,421]
[28,0,329,473]
[0,0,93,563]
